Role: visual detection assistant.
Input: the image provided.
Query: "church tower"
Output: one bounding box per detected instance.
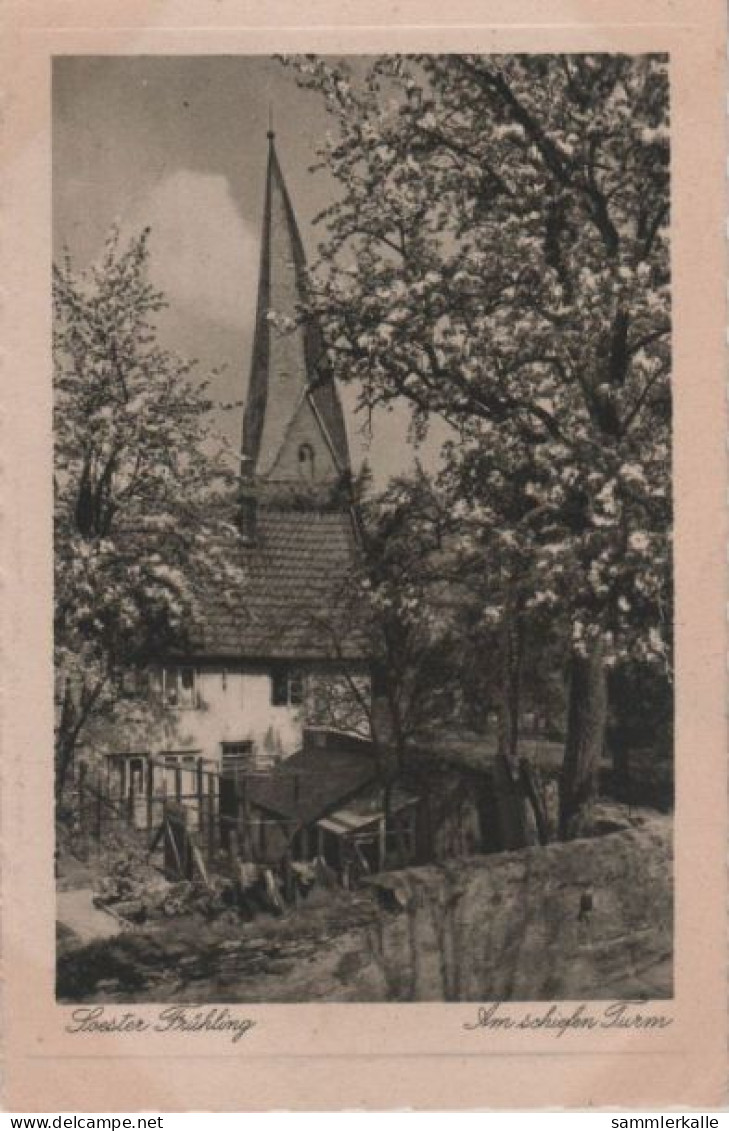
[241,131,351,502]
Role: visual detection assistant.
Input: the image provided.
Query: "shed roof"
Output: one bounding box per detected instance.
[318,784,418,836]
[247,742,379,826]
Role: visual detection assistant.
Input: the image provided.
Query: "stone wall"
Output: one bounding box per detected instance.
[348,817,673,1002]
[58,818,672,1003]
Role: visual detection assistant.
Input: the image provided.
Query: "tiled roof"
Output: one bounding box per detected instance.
[247,742,379,825]
[186,508,373,660]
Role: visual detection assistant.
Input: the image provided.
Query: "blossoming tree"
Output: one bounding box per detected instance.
[54,229,242,794]
[287,53,671,836]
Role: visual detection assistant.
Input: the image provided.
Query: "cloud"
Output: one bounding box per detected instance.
[123,169,259,331]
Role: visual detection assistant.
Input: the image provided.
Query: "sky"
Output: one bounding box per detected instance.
[52,55,450,487]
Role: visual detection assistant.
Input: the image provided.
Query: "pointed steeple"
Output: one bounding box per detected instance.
[241,132,350,484]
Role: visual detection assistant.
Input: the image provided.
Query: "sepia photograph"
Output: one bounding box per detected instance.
[53,53,673,1007]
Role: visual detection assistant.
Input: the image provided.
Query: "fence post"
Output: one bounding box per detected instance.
[78,761,88,859]
[146,759,154,832]
[228,827,239,871]
[236,768,255,863]
[96,771,103,845]
[196,758,204,835]
[207,775,216,864]
[159,776,168,853]
[175,765,182,807]
[378,815,386,872]
[234,767,242,858]
[127,763,135,826]
[282,843,295,904]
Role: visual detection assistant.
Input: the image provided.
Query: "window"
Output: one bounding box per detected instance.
[298,442,315,481]
[270,665,305,707]
[163,753,196,767]
[221,741,254,777]
[271,665,288,706]
[160,665,197,709]
[128,757,145,795]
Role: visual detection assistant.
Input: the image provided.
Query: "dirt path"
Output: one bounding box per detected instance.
[57,888,124,945]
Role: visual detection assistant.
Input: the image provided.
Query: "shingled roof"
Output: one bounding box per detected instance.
[186,508,373,661]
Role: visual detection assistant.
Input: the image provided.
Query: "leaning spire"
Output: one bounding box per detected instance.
[241,131,350,482]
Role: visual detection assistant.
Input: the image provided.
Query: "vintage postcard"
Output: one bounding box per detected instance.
[1,0,726,1111]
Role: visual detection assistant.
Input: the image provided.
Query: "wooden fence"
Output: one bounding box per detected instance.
[71,750,533,884]
[73,756,306,881]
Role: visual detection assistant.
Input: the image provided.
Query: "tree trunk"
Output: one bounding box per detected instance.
[518,757,551,845]
[610,733,631,804]
[559,636,608,840]
[55,683,78,798]
[496,599,523,761]
[55,674,106,800]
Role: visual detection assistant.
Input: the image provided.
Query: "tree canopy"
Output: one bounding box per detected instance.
[286,53,672,832]
[54,229,241,788]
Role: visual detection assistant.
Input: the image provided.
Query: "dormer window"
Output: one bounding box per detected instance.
[298,442,315,481]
